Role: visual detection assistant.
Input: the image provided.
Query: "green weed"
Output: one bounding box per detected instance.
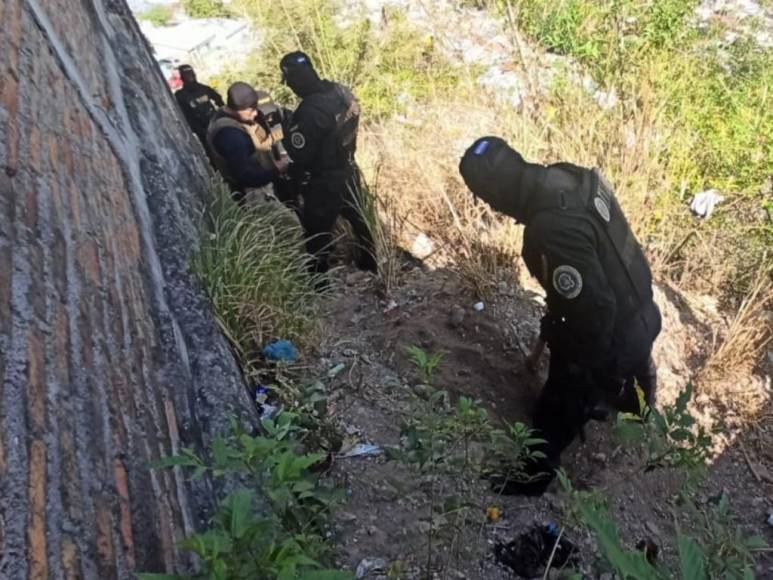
[194,185,322,374]
[144,414,350,580]
[137,4,175,26]
[558,472,765,578]
[181,0,230,19]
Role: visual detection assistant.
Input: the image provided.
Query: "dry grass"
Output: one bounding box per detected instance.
[701,257,773,383]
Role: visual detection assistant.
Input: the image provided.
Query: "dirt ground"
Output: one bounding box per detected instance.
[311,263,773,579]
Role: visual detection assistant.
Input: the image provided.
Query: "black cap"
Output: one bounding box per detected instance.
[227,82,258,110]
[459,136,526,220]
[178,64,194,74]
[280,51,314,76]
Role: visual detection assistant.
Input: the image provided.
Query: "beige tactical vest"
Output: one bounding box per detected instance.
[207,112,278,186]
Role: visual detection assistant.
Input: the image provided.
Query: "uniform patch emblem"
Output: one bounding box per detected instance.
[291,132,306,149]
[594,197,611,222]
[552,265,583,299]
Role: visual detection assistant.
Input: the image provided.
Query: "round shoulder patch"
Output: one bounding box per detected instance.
[290,132,306,149]
[594,197,610,222]
[552,265,583,299]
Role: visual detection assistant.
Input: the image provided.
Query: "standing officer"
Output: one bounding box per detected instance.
[207,82,296,220]
[459,137,661,495]
[175,64,224,147]
[279,51,377,275]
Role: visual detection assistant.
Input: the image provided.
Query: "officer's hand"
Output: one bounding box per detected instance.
[275,155,290,174]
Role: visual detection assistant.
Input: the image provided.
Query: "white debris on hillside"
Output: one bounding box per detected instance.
[694,0,773,47]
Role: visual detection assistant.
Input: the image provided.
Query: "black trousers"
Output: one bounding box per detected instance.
[301,171,376,274]
[533,351,657,463]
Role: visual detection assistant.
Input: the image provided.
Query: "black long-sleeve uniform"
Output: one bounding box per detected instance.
[284,80,376,273]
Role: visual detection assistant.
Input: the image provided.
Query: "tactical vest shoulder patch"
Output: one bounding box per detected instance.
[552,265,583,299]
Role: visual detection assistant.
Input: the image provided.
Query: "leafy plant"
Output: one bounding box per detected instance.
[615,383,714,481]
[138,4,175,26]
[406,345,444,384]
[485,421,547,487]
[146,414,350,579]
[558,470,765,579]
[181,0,230,19]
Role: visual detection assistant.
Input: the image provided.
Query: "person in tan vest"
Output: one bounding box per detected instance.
[207,82,292,209]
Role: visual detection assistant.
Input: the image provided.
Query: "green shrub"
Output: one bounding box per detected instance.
[194,186,322,372]
[143,414,351,580]
[182,0,230,19]
[137,4,175,26]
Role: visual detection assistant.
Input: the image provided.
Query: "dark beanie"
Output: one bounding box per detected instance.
[459,136,527,221]
[227,82,258,110]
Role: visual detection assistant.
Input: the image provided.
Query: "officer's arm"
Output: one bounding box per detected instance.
[525,216,617,369]
[207,86,225,107]
[174,91,193,121]
[212,127,277,188]
[284,103,326,174]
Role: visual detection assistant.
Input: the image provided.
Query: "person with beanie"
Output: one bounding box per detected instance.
[174,64,224,147]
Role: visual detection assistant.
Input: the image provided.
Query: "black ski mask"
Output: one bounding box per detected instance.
[459,136,530,223]
[280,51,322,98]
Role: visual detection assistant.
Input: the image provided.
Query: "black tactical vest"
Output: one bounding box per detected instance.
[304,81,360,175]
[524,163,660,361]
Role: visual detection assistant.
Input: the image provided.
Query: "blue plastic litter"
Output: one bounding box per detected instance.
[263,339,299,362]
[546,521,559,537]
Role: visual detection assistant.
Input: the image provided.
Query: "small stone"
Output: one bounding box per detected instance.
[592,452,607,464]
[411,233,435,259]
[356,557,388,578]
[646,520,661,537]
[343,348,357,357]
[339,511,358,523]
[449,305,465,327]
[412,383,433,400]
[416,520,432,534]
[756,464,773,484]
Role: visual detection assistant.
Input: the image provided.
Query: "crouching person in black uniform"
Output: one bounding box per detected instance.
[459,137,661,495]
[279,51,377,275]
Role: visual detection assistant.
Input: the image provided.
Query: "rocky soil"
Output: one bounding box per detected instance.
[307,262,773,579]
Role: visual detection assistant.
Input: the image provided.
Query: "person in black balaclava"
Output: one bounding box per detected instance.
[174,64,224,147]
[459,137,661,496]
[279,51,377,276]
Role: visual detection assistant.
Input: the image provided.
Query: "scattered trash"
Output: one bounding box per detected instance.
[355,557,388,578]
[411,232,435,259]
[486,506,501,523]
[384,299,399,313]
[262,339,298,362]
[254,385,281,420]
[690,189,724,219]
[494,523,576,578]
[258,403,280,421]
[473,301,485,312]
[255,386,269,405]
[327,363,346,378]
[341,443,383,458]
[636,537,660,565]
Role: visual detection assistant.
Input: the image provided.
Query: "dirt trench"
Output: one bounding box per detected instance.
[310,264,773,579]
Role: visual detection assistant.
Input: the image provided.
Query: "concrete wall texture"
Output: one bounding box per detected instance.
[0,1,255,578]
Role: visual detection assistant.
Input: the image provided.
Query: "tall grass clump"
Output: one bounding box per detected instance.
[195,186,321,372]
